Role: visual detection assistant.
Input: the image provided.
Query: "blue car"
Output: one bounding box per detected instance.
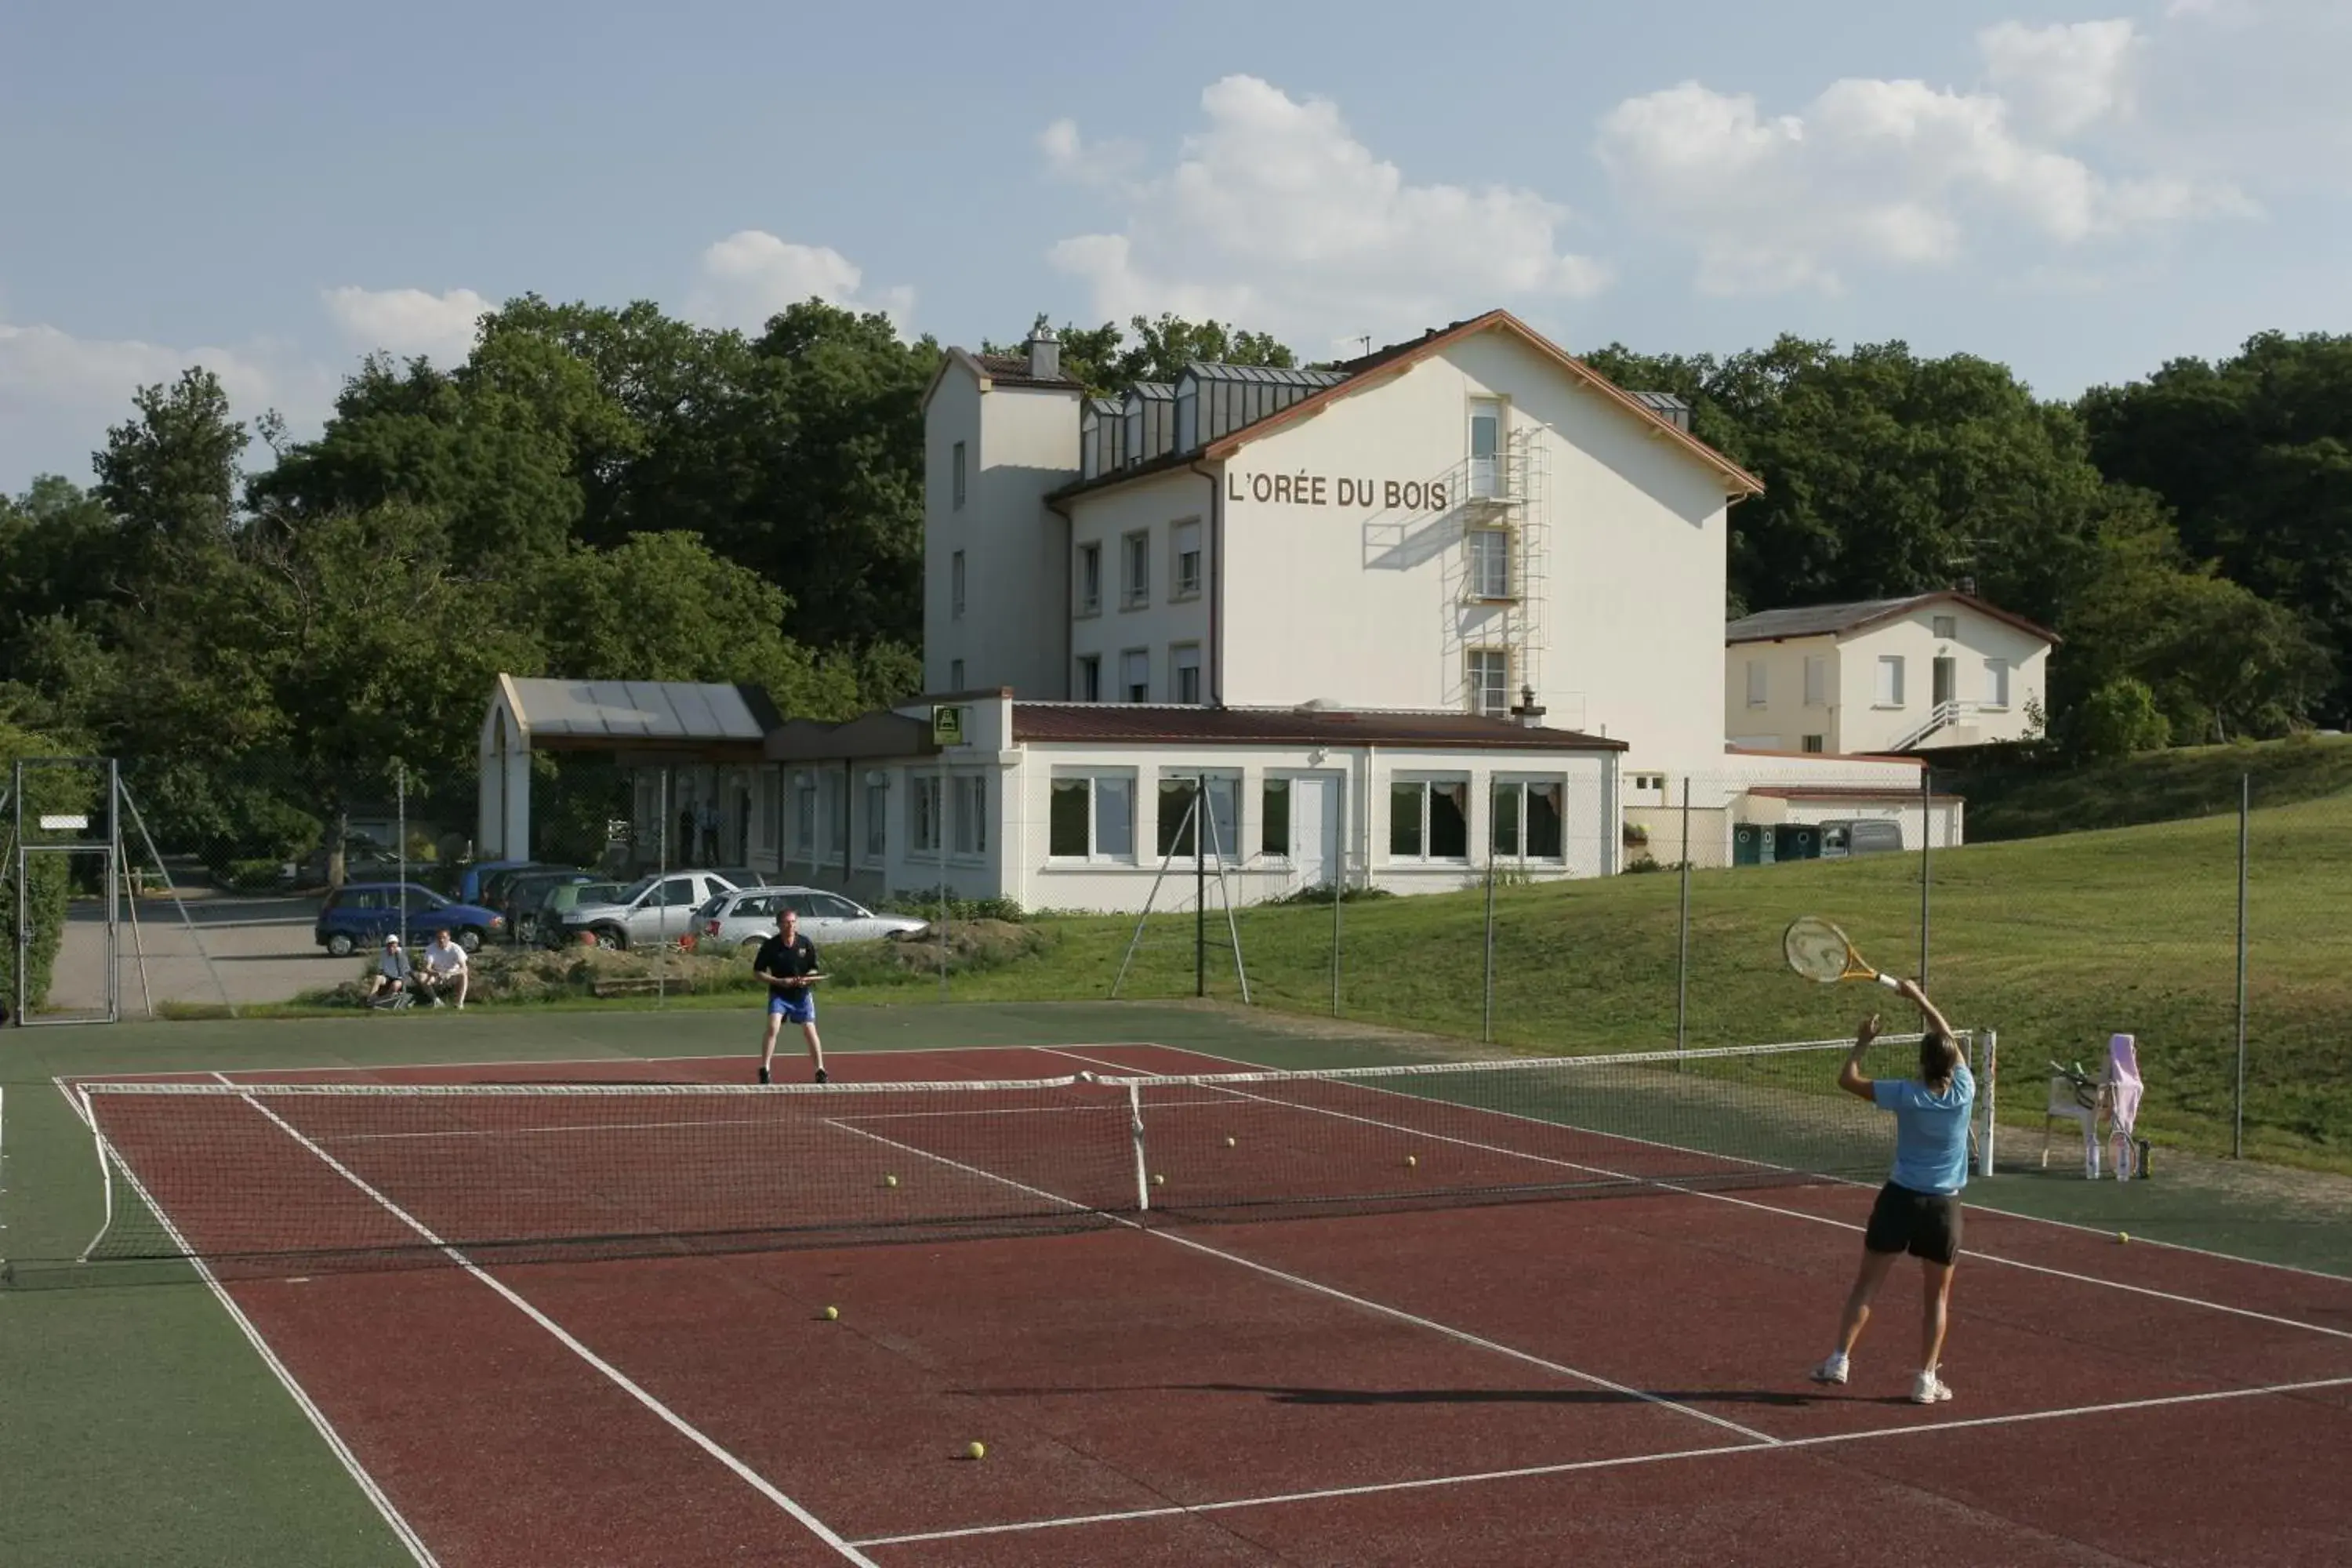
[315,882,506,957]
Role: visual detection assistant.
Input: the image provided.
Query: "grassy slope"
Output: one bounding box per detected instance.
[920,791,2352,1174]
[1954,732,2352,841]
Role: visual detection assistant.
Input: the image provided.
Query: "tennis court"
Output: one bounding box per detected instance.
[33,1019,2352,1567]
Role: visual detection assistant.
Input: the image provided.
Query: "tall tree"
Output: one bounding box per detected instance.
[91,368,247,602]
[993,312,1298,395]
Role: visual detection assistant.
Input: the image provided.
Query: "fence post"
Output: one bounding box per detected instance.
[1481,841,1497,1044]
[1675,776,1691,1058]
[1195,777,1207,1000]
[1918,766,1933,989]
[656,768,669,1007]
[2234,772,2249,1159]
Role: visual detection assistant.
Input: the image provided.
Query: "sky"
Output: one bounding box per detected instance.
[3,0,2347,494]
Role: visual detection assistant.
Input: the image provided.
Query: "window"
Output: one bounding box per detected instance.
[1121,648,1149,703]
[1157,773,1240,860]
[1875,655,1906,707]
[1468,528,1511,598]
[1984,658,2011,709]
[1468,649,1509,716]
[864,778,887,858]
[1468,397,1504,499]
[658,877,695,909]
[949,658,964,691]
[952,775,987,855]
[909,775,942,855]
[1077,543,1102,616]
[825,774,847,855]
[1803,655,1828,708]
[1076,654,1101,702]
[1746,660,1768,708]
[1802,735,1825,753]
[1173,643,1203,705]
[1173,519,1202,598]
[1492,779,1565,860]
[1390,777,1469,860]
[1123,529,1151,608]
[794,775,817,853]
[1932,613,1957,640]
[952,441,967,510]
[1261,777,1290,858]
[950,550,965,619]
[1048,771,1136,859]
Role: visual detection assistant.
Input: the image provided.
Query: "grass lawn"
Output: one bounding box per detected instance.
[1952,731,2352,841]
[866,789,2352,1174]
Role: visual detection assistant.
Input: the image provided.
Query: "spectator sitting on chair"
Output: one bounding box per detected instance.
[416,928,470,1011]
[367,935,415,1008]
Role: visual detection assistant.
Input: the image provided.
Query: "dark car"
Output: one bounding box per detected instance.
[499,869,601,944]
[315,883,506,956]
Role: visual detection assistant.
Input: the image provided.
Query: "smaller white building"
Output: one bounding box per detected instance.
[760,691,1626,913]
[1725,593,2056,755]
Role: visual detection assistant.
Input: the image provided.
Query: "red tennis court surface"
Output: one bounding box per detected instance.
[65,1043,2352,1566]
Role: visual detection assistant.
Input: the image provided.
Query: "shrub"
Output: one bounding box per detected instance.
[876,887,1027,924]
[2074,677,2172,761]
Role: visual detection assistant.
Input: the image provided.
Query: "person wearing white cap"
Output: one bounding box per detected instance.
[367,933,416,1008]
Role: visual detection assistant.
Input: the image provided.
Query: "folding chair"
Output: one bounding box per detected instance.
[2042,1060,2101,1177]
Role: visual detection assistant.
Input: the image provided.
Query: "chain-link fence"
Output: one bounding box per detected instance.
[1106,764,2350,1174]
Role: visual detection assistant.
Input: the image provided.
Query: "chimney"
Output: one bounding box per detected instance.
[1026,315,1060,381]
[1510,684,1547,729]
[1955,575,1976,598]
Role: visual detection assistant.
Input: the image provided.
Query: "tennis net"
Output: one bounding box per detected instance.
[73,1031,1994,1276]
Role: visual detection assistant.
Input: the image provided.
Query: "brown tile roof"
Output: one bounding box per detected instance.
[971,351,1086,391]
[1011,703,1627,751]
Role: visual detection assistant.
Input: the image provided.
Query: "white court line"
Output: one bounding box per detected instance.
[52,1077,439,1568]
[1069,1040,2352,1287]
[848,1373,2352,1548]
[97,1040,1176,1083]
[1042,1047,2352,1343]
[208,1079,879,1567]
[318,1097,1241,1144]
[825,1119,1777,1446]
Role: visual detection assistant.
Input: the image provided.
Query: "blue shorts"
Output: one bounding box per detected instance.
[768,988,816,1024]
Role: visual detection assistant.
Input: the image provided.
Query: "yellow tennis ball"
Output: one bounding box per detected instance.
[883,1174,898,1189]
[2116,1231,2130,1244]
[822,1305,839,1321]
[1404,1154,1418,1168]
[1224,1136,1236,1148]
[1152,1173,1167,1186]
[964,1440,985,1461]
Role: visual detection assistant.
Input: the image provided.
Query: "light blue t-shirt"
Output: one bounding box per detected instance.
[1872,1062,1976,1195]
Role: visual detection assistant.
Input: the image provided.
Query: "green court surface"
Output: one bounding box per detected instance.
[3,1000,2345,1566]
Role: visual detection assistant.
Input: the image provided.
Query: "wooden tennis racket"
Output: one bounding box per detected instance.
[1783,916,1903,990]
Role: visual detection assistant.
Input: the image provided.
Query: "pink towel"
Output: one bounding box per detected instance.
[2106,1033,2143,1135]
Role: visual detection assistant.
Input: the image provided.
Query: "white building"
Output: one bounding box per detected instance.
[1726,593,2056,754]
[481,312,1962,907]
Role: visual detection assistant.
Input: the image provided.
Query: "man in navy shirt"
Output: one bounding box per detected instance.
[753,907,826,1084]
[1812,977,1976,1405]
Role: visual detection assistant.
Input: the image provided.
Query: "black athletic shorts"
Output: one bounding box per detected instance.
[1864,1181,1963,1265]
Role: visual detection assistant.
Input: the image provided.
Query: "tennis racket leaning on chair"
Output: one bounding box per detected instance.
[1783,915,1904,990]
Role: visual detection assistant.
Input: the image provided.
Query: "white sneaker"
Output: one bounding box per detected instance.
[1911,1370,1953,1404]
[1809,1353,1849,1385]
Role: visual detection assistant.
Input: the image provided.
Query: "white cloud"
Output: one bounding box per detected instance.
[1980,20,2140,137]
[321,285,493,362]
[1042,75,1610,347]
[685,230,914,332]
[0,316,328,487]
[1596,20,2254,297]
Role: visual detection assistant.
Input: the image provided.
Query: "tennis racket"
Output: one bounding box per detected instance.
[1783,915,1903,990]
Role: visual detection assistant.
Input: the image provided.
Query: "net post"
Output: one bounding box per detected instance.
[1128,1080,1149,1213]
[76,1087,115,1263]
[2234,772,2249,1160]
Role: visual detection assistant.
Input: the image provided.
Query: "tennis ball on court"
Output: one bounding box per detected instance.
[1152,1173,1167,1186]
[822,1305,840,1321]
[1404,1154,1418,1168]
[2117,1231,2131,1244]
[1225,1136,1237,1148]
[964,1441,986,1461]
[883,1174,899,1189]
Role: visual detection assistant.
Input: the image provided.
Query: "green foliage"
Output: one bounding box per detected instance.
[2074,678,2172,761]
[93,368,245,560]
[873,887,1024,923]
[1950,733,2352,842]
[2082,331,2352,725]
[996,312,1298,396]
[0,717,84,1012]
